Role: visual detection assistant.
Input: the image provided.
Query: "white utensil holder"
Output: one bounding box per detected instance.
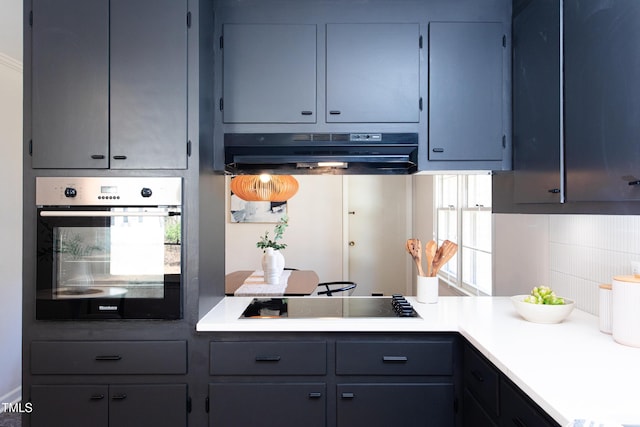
[612,275,640,347]
[417,276,438,304]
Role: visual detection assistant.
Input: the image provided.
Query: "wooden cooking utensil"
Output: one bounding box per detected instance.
[406,238,425,277]
[425,240,437,277]
[431,240,458,276]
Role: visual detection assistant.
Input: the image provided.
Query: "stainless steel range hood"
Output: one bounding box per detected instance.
[224,132,419,174]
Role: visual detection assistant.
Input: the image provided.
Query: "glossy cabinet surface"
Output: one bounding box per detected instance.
[564,0,640,202]
[512,0,562,203]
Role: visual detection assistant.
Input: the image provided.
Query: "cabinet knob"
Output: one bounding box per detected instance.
[628,180,640,186]
[548,188,560,194]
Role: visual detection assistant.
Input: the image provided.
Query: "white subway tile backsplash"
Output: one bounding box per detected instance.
[549,215,640,315]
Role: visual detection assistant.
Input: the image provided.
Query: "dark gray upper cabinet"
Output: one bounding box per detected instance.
[31,0,109,169]
[30,0,188,169]
[222,24,317,124]
[110,0,188,169]
[512,0,562,203]
[429,22,505,161]
[564,0,640,202]
[326,23,420,123]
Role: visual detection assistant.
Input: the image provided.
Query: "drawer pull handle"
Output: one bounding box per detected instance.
[383,356,408,363]
[629,180,640,186]
[471,370,484,382]
[89,394,105,400]
[301,111,313,116]
[512,417,527,427]
[95,355,122,361]
[91,154,105,160]
[308,392,322,399]
[329,110,341,115]
[341,392,355,399]
[113,155,127,160]
[255,355,281,362]
[111,394,127,400]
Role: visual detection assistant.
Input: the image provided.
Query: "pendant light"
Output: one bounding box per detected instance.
[230,174,299,202]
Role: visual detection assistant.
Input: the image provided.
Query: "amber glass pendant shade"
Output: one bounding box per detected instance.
[230,174,299,202]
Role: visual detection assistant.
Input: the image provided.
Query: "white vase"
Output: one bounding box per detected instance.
[262,248,285,285]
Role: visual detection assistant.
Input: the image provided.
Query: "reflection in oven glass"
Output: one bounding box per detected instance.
[53,208,181,300]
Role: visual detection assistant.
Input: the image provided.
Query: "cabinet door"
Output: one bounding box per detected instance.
[499,378,559,427]
[110,0,188,169]
[30,385,109,427]
[564,0,640,201]
[337,383,454,427]
[222,24,317,123]
[463,388,498,427]
[31,0,109,169]
[109,384,187,427]
[512,0,562,203]
[429,22,504,161]
[209,383,326,427]
[326,23,420,123]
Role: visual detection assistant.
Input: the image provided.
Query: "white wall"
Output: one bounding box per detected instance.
[225,175,345,281]
[0,52,23,408]
[0,0,23,62]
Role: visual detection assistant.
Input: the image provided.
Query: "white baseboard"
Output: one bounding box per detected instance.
[0,386,22,412]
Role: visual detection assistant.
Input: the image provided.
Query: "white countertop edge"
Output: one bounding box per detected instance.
[197,295,640,426]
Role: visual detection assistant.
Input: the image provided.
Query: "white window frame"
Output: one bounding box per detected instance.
[434,174,493,296]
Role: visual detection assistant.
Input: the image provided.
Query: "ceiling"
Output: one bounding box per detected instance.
[0,0,23,62]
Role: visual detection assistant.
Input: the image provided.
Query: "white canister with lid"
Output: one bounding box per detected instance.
[612,275,640,347]
[598,284,612,334]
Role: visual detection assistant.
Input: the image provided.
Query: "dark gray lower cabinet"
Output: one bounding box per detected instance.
[462,340,559,427]
[208,334,459,427]
[337,383,454,427]
[30,384,187,427]
[209,383,326,427]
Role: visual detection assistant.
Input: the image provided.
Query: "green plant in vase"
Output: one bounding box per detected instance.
[256,215,289,251]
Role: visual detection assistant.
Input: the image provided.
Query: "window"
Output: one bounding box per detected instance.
[435,174,492,295]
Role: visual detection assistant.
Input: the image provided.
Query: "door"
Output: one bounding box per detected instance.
[222,24,317,123]
[110,0,188,169]
[209,383,326,427]
[429,22,504,161]
[31,0,109,168]
[326,23,420,123]
[337,383,455,427]
[346,176,411,296]
[109,384,187,427]
[30,385,109,427]
[564,0,640,202]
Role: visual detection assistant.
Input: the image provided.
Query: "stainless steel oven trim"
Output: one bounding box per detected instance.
[40,211,174,218]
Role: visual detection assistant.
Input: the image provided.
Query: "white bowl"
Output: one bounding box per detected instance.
[511,295,575,324]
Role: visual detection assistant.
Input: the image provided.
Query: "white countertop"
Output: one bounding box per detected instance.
[197,296,640,426]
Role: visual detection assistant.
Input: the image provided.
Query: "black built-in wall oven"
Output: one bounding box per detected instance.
[35,177,182,320]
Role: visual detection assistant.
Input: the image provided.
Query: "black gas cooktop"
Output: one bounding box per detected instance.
[240,295,420,319]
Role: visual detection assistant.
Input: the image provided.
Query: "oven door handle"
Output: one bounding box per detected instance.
[39,211,179,218]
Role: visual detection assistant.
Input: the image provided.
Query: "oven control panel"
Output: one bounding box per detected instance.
[36,177,182,206]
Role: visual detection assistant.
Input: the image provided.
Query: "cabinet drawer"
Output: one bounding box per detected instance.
[210,341,326,375]
[463,344,499,418]
[31,341,187,375]
[336,340,453,376]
